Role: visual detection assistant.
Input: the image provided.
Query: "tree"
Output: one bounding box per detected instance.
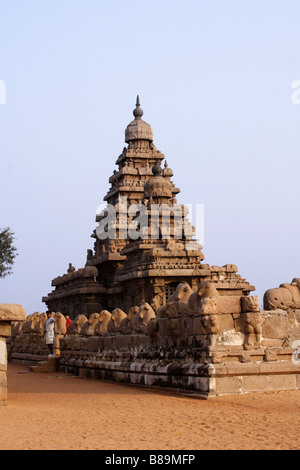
[0,227,18,278]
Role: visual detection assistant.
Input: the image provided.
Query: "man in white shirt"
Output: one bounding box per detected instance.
[45,311,55,357]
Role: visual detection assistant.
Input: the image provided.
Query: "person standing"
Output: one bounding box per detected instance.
[64,313,72,336]
[45,311,55,357]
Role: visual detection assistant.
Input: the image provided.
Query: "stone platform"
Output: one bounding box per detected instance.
[8,281,300,398]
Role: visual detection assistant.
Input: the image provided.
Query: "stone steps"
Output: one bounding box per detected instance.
[29,357,59,373]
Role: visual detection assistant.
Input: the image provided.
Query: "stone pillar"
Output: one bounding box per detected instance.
[0,304,26,405]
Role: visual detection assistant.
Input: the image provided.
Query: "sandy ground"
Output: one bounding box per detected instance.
[0,363,300,450]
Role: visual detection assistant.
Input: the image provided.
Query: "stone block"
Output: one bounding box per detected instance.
[198,296,241,315]
[192,317,205,335]
[115,335,133,350]
[181,317,195,336]
[226,362,260,376]
[187,377,210,394]
[261,339,284,348]
[216,330,245,346]
[0,322,11,338]
[289,325,300,346]
[155,318,171,337]
[242,375,271,392]
[267,374,297,391]
[192,314,235,336]
[0,338,7,372]
[262,316,289,339]
[259,361,300,375]
[97,336,105,351]
[103,336,116,350]
[131,334,150,349]
[0,371,7,404]
[214,376,242,395]
[264,350,278,362]
[243,371,298,393]
[86,337,100,352]
[216,314,235,332]
[0,304,26,322]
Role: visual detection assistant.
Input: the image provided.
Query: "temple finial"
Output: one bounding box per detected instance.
[133,95,143,120]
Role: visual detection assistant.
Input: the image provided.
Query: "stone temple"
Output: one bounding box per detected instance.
[5,97,300,400]
[42,97,255,318]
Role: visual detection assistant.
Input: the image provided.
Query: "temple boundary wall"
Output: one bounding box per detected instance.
[8,282,300,397]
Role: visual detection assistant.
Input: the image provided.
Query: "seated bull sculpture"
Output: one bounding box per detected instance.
[188,281,219,315]
[107,308,127,334]
[54,312,67,335]
[81,313,100,336]
[68,314,88,335]
[131,302,156,333]
[21,314,33,334]
[263,278,300,310]
[157,282,193,319]
[95,310,112,336]
[27,312,41,332]
[120,306,139,334]
[11,320,24,336]
[35,312,48,334]
[168,282,193,303]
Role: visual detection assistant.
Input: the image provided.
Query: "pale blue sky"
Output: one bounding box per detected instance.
[0,0,299,314]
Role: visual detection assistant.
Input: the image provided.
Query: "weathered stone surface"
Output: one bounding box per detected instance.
[241,296,260,313]
[0,339,7,405]
[107,309,127,334]
[81,313,100,336]
[131,303,156,333]
[215,330,245,346]
[86,337,100,352]
[0,371,7,404]
[0,338,7,369]
[68,315,88,335]
[95,310,112,335]
[0,322,11,338]
[262,316,289,339]
[243,374,297,392]
[0,304,26,322]
[213,376,242,395]
[263,278,300,311]
[190,296,242,316]
[261,338,284,348]
[11,305,300,397]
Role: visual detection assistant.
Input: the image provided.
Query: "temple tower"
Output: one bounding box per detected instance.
[43,97,255,317]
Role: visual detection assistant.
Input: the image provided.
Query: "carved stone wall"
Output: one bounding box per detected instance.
[11,285,300,397]
[56,298,300,396]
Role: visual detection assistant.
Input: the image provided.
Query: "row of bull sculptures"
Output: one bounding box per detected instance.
[11,278,300,342]
[11,281,248,338]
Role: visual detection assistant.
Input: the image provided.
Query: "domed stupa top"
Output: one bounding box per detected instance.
[144,161,172,200]
[125,96,154,143]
